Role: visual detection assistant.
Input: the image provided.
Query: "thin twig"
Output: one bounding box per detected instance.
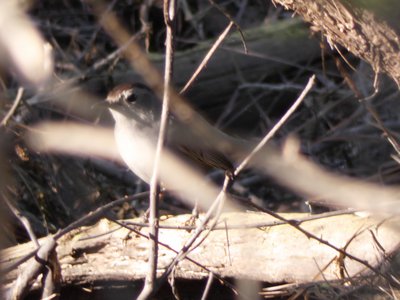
[109,217,240,296]
[139,0,155,51]
[185,174,230,252]
[139,0,176,297]
[7,194,151,299]
[246,198,389,280]
[180,21,234,94]
[139,175,231,299]
[77,0,118,62]
[86,33,140,74]
[1,87,24,127]
[3,192,149,274]
[335,55,400,158]
[200,272,214,300]
[208,0,247,53]
[122,208,357,231]
[3,195,39,248]
[8,237,57,300]
[234,74,315,176]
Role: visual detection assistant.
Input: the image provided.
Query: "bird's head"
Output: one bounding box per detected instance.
[105,83,160,124]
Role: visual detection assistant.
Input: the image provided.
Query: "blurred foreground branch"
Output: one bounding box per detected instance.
[28,122,400,215]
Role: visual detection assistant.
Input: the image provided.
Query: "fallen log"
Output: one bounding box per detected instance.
[1,212,398,293]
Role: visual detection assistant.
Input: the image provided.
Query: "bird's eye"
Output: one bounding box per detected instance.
[123,89,137,102]
[126,93,137,102]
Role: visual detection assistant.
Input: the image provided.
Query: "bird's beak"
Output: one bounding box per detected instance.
[91,100,109,109]
[90,100,109,112]
[103,100,127,114]
[89,100,113,117]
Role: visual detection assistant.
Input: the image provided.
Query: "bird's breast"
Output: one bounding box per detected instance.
[114,119,158,184]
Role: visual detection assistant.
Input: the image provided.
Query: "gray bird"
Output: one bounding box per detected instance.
[105,83,247,185]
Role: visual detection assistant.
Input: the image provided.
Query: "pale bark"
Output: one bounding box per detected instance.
[1,212,398,290]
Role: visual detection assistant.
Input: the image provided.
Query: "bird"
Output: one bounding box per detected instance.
[105,83,247,186]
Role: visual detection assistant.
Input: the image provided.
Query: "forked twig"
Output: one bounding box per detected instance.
[208,0,247,53]
[234,74,315,176]
[4,192,149,274]
[180,21,234,94]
